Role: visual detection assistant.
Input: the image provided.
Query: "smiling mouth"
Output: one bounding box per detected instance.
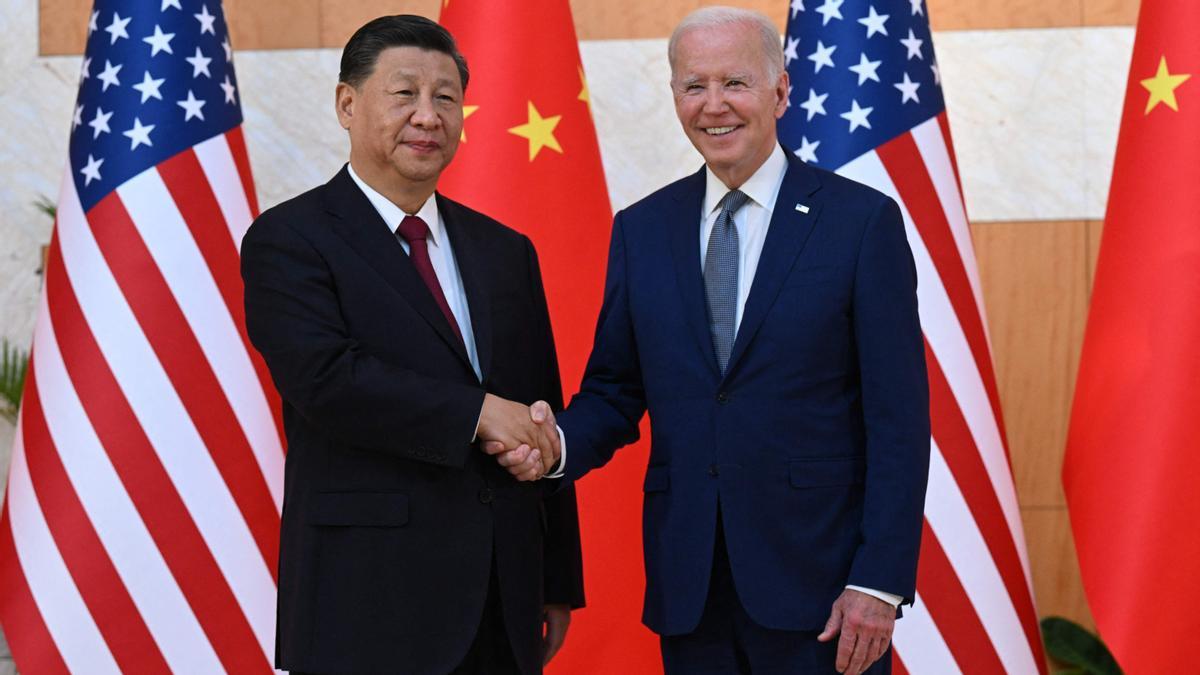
[405,141,441,152]
[704,126,739,136]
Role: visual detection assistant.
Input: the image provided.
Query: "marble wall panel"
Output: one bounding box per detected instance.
[937,27,1132,222]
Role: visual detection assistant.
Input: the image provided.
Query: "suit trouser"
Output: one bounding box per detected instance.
[293,549,521,675]
[449,549,522,675]
[660,513,892,675]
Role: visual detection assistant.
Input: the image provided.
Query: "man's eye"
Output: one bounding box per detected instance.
[393,89,413,97]
[727,80,746,88]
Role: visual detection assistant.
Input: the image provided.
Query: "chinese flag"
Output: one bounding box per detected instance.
[1063,1,1200,672]
[437,2,660,673]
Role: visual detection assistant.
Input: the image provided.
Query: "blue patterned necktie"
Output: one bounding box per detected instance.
[703,189,751,374]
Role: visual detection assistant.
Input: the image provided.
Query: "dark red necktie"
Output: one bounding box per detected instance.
[396,215,465,345]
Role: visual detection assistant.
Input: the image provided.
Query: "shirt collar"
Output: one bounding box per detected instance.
[346,162,443,247]
[703,143,788,216]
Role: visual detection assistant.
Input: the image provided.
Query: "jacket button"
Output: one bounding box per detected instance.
[716,392,729,404]
[709,464,719,477]
[478,488,494,504]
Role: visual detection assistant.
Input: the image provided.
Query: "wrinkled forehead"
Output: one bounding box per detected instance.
[374,47,463,88]
[669,25,769,82]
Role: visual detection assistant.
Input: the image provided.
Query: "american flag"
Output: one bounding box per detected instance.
[779,1,1045,673]
[0,1,282,673]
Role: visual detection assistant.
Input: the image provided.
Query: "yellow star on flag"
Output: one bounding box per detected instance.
[460,104,479,142]
[578,66,590,108]
[1141,56,1191,114]
[508,101,563,161]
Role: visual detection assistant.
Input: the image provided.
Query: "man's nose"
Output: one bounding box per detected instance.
[701,87,727,114]
[410,93,441,128]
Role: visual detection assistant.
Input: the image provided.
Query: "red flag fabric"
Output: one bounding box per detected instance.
[436,2,660,672]
[1063,1,1200,672]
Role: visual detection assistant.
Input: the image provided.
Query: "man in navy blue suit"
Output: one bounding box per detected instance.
[489,6,930,674]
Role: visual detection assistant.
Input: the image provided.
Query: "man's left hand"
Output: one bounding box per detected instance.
[817,588,895,675]
[542,603,571,665]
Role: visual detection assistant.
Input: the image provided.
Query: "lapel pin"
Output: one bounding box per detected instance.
[795,203,810,214]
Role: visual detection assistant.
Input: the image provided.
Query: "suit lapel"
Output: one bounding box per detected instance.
[323,167,474,371]
[724,156,824,377]
[668,168,722,377]
[438,194,493,383]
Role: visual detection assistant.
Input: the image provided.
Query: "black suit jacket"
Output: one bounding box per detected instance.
[241,166,585,675]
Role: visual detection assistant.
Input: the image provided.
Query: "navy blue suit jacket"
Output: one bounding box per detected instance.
[557,150,930,636]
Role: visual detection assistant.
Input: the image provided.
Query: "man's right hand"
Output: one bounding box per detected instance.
[476,394,560,480]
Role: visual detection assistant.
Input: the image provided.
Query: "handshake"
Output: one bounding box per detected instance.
[476,393,561,481]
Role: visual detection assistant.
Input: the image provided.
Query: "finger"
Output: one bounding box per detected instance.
[530,400,551,424]
[865,635,887,668]
[845,629,871,675]
[516,450,542,480]
[496,445,531,467]
[818,605,843,642]
[542,610,569,665]
[835,629,857,673]
[482,440,508,455]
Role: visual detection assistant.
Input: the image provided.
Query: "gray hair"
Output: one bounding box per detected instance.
[667,6,785,81]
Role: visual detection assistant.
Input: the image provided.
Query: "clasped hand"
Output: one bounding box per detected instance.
[476,394,559,481]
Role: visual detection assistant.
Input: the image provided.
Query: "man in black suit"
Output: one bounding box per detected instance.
[241,15,584,675]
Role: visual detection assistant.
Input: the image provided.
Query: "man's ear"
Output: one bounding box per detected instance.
[335,82,355,131]
[774,70,790,119]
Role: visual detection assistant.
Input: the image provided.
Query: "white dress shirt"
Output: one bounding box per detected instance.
[699,147,902,609]
[347,164,566,476]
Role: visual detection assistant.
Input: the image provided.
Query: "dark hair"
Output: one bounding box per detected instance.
[338,15,470,91]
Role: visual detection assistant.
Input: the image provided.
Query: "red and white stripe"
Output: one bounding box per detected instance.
[0,129,281,674]
[837,115,1046,673]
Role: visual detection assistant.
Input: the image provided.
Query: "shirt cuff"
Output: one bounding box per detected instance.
[845,585,903,608]
[543,424,567,478]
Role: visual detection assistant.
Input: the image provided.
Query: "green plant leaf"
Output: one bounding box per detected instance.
[34,195,57,219]
[0,338,28,424]
[1042,616,1123,675]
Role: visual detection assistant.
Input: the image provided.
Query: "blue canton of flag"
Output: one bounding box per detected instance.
[778,0,942,168]
[71,0,242,211]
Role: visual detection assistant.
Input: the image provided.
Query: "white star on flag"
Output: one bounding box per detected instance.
[848,53,882,85]
[900,29,924,60]
[894,72,921,103]
[79,154,104,185]
[931,61,940,85]
[88,106,112,138]
[177,90,207,121]
[784,37,800,66]
[143,25,175,56]
[910,0,924,15]
[808,40,836,73]
[88,10,98,35]
[220,75,237,104]
[72,104,83,130]
[104,11,131,45]
[815,0,844,25]
[195,4,217,35]
[857,6,889,38]
[795,136,820,163]
[840,99,872,132]
[186,47,213,78]
[222,37,233,62]
[79,57,91,81]
[97,59,122,91]
[161,0,182,9]
[791,0,805,18]
[123,117,155,150]
[799,88,828,121]
[132,71,166,103]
